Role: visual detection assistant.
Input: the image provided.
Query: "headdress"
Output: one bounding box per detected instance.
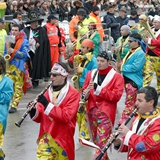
[51,63,68,76]
[25,11,44,24]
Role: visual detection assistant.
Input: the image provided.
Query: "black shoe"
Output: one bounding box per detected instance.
[9,107,17,113]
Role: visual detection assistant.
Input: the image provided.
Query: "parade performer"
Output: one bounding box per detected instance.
[28,62,79,160]
[115,25,131,71]
[0,18,6,56]
[0,2,6,18]
[24,11,51,88]
[111,86,160,160]
[4,24,29,113]
[73,39,98,140]
[117,33,146,127]
[0,56,13,160]
[143,15,160,94]
[87,22,100,57]
[75,8,96,50]
[82,51,124,160]
[89,6,105,53]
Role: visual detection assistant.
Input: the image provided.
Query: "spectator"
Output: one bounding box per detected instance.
[17,2,26,14]
[34,0,41,15]
[49,0,59,15]
[23,2,29,14]
[39,1,50,16]
[13,12,24,30]
[116,7,128,28]
[123,10,139,26]
[68,0,84,21]
[28,1,35,13]
[105,4,120,42]
[84,0,94,13]
[5,4,14,15]
[59,1,68,21]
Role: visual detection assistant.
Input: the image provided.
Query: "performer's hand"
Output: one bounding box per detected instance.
[108,133,121,146]
[8,48,14,54]
[143,37,149,44]
[27,101,34,109]
[88,81,94,90]
[74,24,78,30]
[37,94,49,108]
[36,43,40,48]
[118,124,130,136]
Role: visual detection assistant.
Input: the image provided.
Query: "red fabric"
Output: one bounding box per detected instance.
[68,49,80,65]
[120,116,160,160]
[50,46,59,67]
[46,22,59,45]
[33,85,80,160]
[83,69,124,126]
[98,66,112,75]
[147,34,160,56]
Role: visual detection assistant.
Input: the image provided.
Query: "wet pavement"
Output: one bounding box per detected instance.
[3,75,158,160]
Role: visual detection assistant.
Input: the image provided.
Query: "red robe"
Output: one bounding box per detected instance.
[32,82,80,160]
[119,115,160,160]
[83,68,124,126]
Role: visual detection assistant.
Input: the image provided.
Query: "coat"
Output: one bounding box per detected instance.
[105,12,120,42]
[121,47,146,89]
[119,113,160,160]
[24,26,51,79]
[0,75,13,132]
[83,68,124,126]
[32,82,80,160]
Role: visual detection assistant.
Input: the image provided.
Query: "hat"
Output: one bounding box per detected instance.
[121,25,131,33]
[26,11,44,24]
[47,14,58,21]
[77,8,86,15]
[119,7,126,13]
[12,19,20,25]
[0,18,4,23]
[51,62,68,76]
[92,6,100,12]
[154,15,160,22]
[73,0,83,7]
[81,39,94,49]
[98,51,112,60]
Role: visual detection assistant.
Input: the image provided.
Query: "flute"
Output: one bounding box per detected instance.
[78,70,98,113]
[15,82,52,127]
[95,108,138,160]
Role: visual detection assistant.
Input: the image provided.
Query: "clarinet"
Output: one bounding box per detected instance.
[95,108,138,160]
[15,82,52,127]
[78,69,98,113]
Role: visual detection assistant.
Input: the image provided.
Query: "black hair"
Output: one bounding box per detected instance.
[137,86,158,107]
[56,62,69,73]
[130,10,137,15]
[12,24,21,31]
[0,56,6,74]
[13,11,22,19]
[129,33,142,45]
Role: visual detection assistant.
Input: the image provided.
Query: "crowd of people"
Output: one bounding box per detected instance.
[0,0,160,159]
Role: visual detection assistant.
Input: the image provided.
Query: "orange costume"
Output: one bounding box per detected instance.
[89,11,105,43]
[46,22,60,67]
[69,15,79,43]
